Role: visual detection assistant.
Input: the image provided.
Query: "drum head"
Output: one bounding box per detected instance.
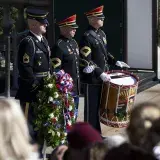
[108,72,137,86]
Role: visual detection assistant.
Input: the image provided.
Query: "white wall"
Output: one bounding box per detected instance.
[157,47,160,79]
[127,0,152,69]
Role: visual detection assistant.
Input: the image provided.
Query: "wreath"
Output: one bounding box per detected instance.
[33,70,76,147]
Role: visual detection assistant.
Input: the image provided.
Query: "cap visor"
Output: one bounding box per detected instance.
[37,19,49,25]
[69,24,79,28]
[97,14,105,19]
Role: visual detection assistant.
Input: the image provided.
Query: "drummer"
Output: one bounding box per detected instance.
[79,5,130,134]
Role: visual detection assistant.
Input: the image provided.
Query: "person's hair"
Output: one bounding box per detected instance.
[88,17,96,26]
[63,147,87,160]
[0,98,32,160]
[127,102,160,147]
[104,143,157,160]
[87,16,102,29]
[142,118,160,152]
[59,26,75,39]
[87,142,108,160]
[103,135,127,150]
[27,19,38,30]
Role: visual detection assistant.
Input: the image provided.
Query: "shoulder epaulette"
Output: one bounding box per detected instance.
[20,36,33,44]
[19,36,35,54]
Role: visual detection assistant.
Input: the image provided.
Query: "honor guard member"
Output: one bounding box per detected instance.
[79,6,130,133]
[15,8,50,146]
[51,15,80,119]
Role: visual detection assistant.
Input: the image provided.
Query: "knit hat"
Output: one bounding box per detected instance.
[67,122,102,149]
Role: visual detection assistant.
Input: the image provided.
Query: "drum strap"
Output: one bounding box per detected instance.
[87,30,108,62]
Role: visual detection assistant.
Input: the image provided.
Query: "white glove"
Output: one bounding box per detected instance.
[83,65,95,73]
[100,73,111,82]
[116,61,130,68]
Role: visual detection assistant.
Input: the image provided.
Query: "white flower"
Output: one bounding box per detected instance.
[64,132,67,136]
[54,92,59,98]
[47,83,53,88]
[71,98,74,103]
[67,120,71,126]
[69,105,73,111]
[57,132,60,137]
[61,140,65,144]
[57,106,61,109]
[49,113,54,118]
[48,96,53,102]
[61,81,64,85]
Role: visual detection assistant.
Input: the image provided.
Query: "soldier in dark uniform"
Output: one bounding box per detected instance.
[51,15,80,119]
[15,7,50,153]
[79,6,130,133]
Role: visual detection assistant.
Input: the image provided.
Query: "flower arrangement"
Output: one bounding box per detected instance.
[33,70,76,147]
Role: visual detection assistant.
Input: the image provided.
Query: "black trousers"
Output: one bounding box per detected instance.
[20,101,38,144]
[20,101,43,158]
[84,83,102,133]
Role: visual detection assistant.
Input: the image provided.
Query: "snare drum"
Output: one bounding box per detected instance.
[100,70,139,128]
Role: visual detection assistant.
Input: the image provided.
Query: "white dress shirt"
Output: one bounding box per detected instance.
[30,31,42,42]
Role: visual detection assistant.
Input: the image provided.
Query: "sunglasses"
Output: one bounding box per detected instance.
[97,17,105,21]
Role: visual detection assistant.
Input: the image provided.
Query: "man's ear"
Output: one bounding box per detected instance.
[88,17,95,23]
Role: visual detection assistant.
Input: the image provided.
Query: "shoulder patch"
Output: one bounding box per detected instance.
[23,53,29,63]
[80,46,91,57]
[51,57,61,68]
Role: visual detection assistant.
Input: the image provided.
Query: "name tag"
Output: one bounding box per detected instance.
[36,50,43,54]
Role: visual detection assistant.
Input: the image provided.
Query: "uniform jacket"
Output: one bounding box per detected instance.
[79,25,116,84]
[15,31,50,102]
[51,35,80,95]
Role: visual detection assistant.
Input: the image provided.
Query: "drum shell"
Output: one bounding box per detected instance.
[100,71,139,128]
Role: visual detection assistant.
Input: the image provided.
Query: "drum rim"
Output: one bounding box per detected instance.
[106,70,139,88]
